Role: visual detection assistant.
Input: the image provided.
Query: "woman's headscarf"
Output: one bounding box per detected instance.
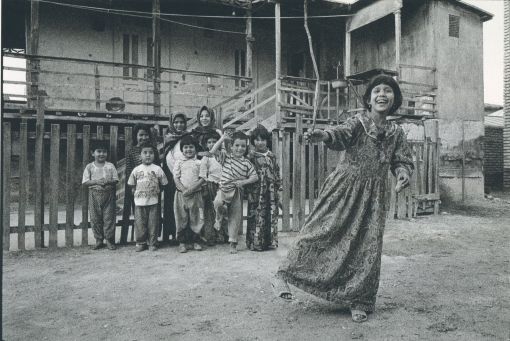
[192,105,218,148]
[164,113,188,155]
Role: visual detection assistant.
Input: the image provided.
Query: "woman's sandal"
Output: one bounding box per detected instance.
[271,275,293,300]
[351,309,367,323]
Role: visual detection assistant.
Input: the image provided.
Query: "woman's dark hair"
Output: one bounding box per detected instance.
[172,113,187,124]
[197,105,215,127]
[362,75,403,115]
[201,131,221,150]
[250,124,271,147]
[179,134,199,152]
[132,124,153,146]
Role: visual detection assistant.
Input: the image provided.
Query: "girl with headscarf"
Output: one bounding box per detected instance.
[273,75,414,323]
[191,106,223,154]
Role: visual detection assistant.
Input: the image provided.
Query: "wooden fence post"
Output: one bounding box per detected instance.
[281,131,291,232]
[18,120,28,251]
[49,124,60,248]
[3,123,12,251]
[65,124,77,247]
[81,125,90,246]
[292,115,303,231]
[308,143,315,212]
[34,97,45,248]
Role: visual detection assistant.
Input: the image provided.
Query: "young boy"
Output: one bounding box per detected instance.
[210,131,258,254]
[173,135,205,253]
[127,141,168,252]
[82,141,119,250]
[199,131,226,245]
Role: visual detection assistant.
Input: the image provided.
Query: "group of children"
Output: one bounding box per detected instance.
[82,106,281,255]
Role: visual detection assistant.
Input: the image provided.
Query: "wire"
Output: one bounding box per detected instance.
[35,0,352,19]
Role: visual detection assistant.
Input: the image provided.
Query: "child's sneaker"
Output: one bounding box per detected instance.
[178,243,187,253]
[91,240,104,250]
[106,240,116,250]
[193,243,203,251]
[230,242,238,254]
[149,245,158,252]
[135,244,147,252]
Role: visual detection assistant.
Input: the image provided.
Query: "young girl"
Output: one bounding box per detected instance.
[122,124,159,244]
[246,124,281,251]
[173,135,204,253]
[273,75,413,323]
[191,105,222,153]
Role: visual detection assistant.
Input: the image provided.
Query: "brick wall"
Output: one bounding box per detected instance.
[484,126,504,189]
[504,1,510,188]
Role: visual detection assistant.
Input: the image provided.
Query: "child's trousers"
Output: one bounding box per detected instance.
[89,189,116,242]
[213,189,242,243]
[134,204,159,246]
[174,191,204,242]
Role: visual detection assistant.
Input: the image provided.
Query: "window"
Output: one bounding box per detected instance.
[123,34,139,79]
[449,14,460,38]
[234,49,246,87]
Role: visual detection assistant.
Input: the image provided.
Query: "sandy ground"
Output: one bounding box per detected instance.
[3,197,510,341]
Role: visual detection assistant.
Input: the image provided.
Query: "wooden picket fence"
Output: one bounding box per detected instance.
[2,117,440,250]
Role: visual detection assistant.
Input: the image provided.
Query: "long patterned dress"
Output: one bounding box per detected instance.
[247,150,281,250]
[277,112,413,312]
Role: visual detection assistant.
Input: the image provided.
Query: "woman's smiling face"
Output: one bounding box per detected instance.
[200,110,212,127]
[369,84,395,114]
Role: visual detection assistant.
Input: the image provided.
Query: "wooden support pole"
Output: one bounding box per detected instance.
[152,0,161,115]
[246,7,253,79]
[82,125,90,246]
[394,9,401,78]
[94,64,101,110]
[275,1,282,128]
[65,124,77,247]
[344,30,351,78]
[28,0,40,107]
[34,96,45,248]
[3,123,12,251]
[281,132,291,232]
[18,121,28,251]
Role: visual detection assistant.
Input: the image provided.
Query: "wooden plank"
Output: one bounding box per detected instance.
[281,132,291,232]
[308,143,315,212]
[152,0,161,115]
[65,124,77,247]
[427,140,434,194]
[121,127,133,243]
[3,123,12,251]
[94,64,100,110]
[49,124,60,248]
[34,99,45,248]
[434,138,441,214]
[300,123,306,222]
[97,125,104,140]
[109,125,118,164]
[292,115,303,231]
[275,1,281,127]
[82,125,90,246]
[18,121,28,251]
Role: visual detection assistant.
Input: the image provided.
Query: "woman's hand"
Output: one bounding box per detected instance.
[303,129,329,144]
[395,171,410,193]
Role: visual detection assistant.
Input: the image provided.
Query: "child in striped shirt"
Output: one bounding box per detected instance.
[209,131,258,254]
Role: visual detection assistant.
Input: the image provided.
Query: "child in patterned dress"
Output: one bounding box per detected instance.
[82,141,119,250]
[247,125,282,251]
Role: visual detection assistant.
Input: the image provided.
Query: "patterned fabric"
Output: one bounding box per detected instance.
[89,189,116,242]
[82,162,118,191]
[277,112,413,312]
[246,151,281,250]
[134,204,159,246]
[217,150,257,193]
[128,164,168,206]
[173,158,202,188]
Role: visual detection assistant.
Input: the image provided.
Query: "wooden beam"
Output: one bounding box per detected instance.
[275,1,282,128]
[345,29,351,77]
[3,123,12,251]
[152,0,161,115]
[246,7,253,79]
[28,0,40,107]
[394,9,401,78]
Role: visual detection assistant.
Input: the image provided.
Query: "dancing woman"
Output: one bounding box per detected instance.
[273,75,414,323]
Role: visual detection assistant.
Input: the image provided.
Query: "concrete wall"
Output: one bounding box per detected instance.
[432,0,485,202]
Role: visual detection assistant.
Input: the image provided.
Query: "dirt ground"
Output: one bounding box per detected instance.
[3,195,510,341]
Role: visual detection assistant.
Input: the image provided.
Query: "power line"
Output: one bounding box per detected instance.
[35,0,352,19]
